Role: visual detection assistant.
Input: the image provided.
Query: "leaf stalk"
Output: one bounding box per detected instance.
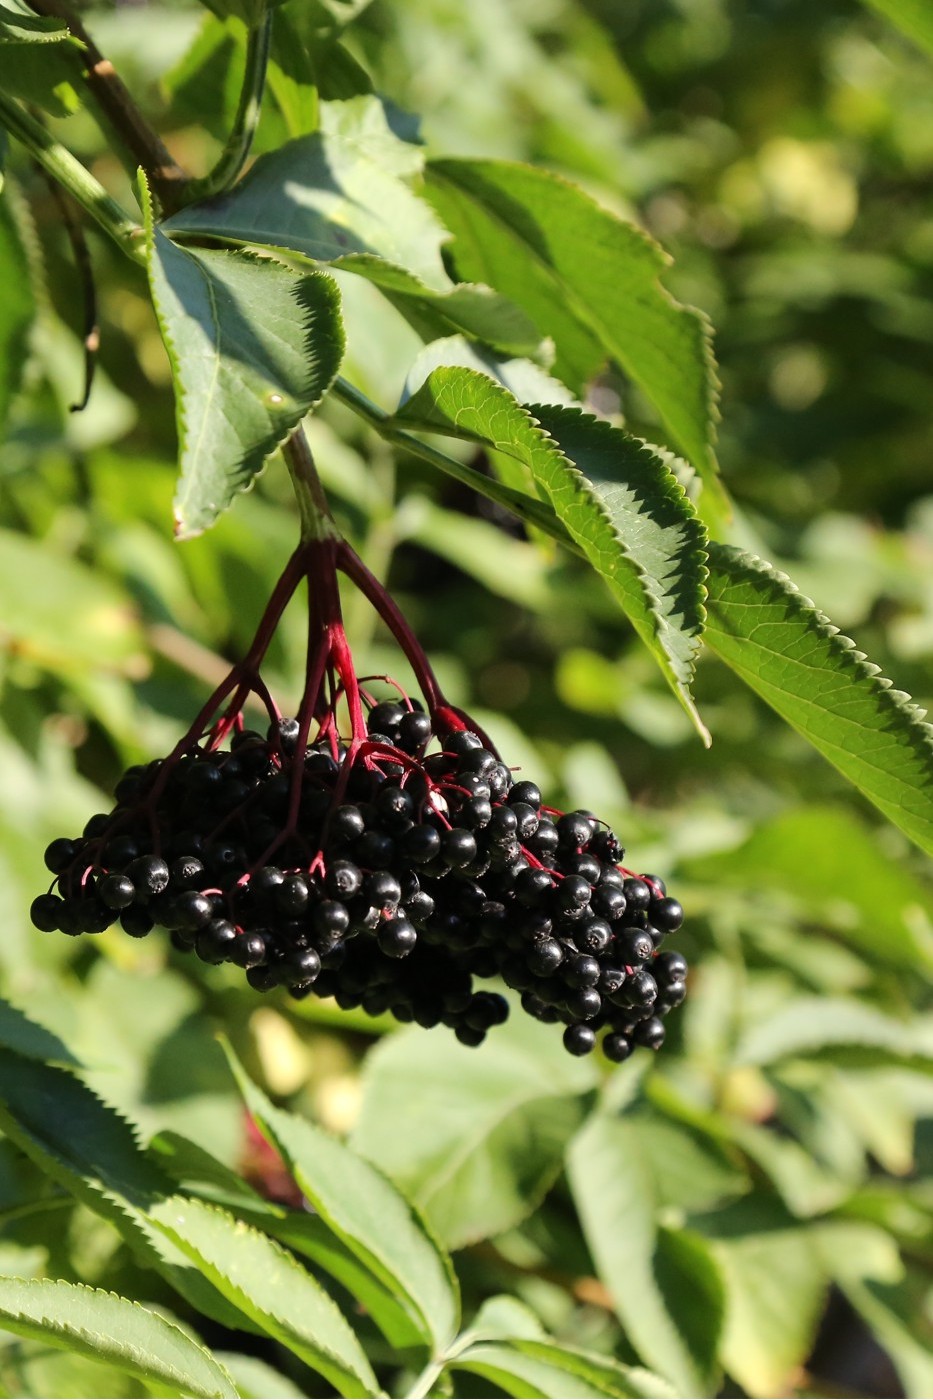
[187,13,273,202]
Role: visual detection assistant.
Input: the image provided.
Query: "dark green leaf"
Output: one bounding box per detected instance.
[0,1276,238,1399]
[223,1042,460,1353]
[394,371,708,738]
[704,544,933,856]
[425,159,723,505]
[0,1,72,43]
[197,0,287,27]
[0,191,35,432]
[143,180,344,538]
[568,1114,725,1396]
[351,1012,596,1249]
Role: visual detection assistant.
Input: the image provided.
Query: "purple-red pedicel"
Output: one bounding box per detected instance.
[30,531,688,1057]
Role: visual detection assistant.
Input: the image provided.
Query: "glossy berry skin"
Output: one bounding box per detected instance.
[44,838,76,874]
[633,1016,666,1050]
[99,873,136,910]
[509,780,541,809]
[120,906,154,939]
[563,1023,597,1056]
[650,897,684,933]
[603,1033,633,1063]
[564,954,601,989]
[621,878,651,912]
[196,919,238,964]
[442,829,477,868]
[378,917,417,958]
[128,856,170,897]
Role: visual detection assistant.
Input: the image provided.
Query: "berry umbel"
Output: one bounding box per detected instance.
[31,433,688,1057]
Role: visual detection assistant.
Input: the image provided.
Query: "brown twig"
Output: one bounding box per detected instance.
[27,0,189,211]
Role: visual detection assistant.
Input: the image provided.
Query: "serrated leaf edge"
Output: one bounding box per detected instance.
[0,1276,238,1398]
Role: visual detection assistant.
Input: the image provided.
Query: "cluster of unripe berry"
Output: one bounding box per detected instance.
[31,697,687,1058]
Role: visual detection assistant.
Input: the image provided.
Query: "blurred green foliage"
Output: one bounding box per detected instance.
[0,1,931,1397]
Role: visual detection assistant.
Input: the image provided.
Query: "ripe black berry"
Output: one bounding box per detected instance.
[99,874,136,911]
[44,838,76,874]
[30,894,63,932]
[603,1033,633,1063]
[563,1024,597,1056]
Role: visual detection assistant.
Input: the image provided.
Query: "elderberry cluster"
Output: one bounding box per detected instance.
[31,700,687,1058]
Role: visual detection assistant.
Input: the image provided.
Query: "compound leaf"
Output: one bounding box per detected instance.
[704,544,933,856]
[143,179,344,538]
[451,1339,676,1399]
[148,1195,379,1399]
[395,370,708,738]
[425,159,723,507]
[0,1276,237,1399]
[223,1042,459,1354]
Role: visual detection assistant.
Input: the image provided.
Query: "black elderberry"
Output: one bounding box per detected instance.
[654,950,688,982]
[509,780,541,809]
[228,932,270,968]
[622,877,651,912]
[327,860,362,898]
[642,875,667,896]
[369,700,406,733]
[487,765,511,800]
[598,966,626,997]
[592,885,627,921]
[171,856,205,890]
[246,964,279,992]
[287,947,322,985]
[442,829,477,868]
[196,919,238,964]
[378,917,418,958]
[650,896,684,933]
[461,796,493,829]
[173,891,213,932]
[364,870,402,910]
[566,987,601,1021]
[330,803,366,841]
[455,1024,486,1047]
[658,979,687,1009]
[510,802,539,840]
[120,906,154,939]
[603,1033,633,1063]
[30,894,63,932]
[563,1023,596,1056]
[99,873,136,911]
[633,1016,666,1050]
[557,812,595,849]
[514,868,552,907]
[447,730,483,757]
[44,838,76,874]
[627,969,658,1007]
[355,830,395,867]
[575,918,612,955]
[398,710,432,752]
[556,875,592,913]
[618,927,653,965]
[83,813,109,839]
[276,874,310,916]
[564,953,601,988]
[406,890,435,924]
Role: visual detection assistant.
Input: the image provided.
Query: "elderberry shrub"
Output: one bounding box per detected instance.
[31,711,688,1058]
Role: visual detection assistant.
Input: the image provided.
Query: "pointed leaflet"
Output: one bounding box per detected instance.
[161,96,542,356]
[142,180,344,539]
[425,159,723,502]
[148,1196,380,1399]
[223,1042,459,1354]
[704,544,933,855]
[451,1340,675,1399]
[394,371,708,738]
[567,1114,725,1397]
[0,1277,237,1400]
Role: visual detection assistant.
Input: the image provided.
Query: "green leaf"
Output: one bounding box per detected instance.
[0,0,72,43]
[152,1128,425,1351]
[0,998,80,1066]
[162,97,539,355]
[567,1114,725,1396]
[704,1208,827,1396]
[0,1047,262,1334]
[425,159,723,504]
[223,1042,460,1354]
[734,997,933,1073]
[0,528,146,676]
[861,0,933,57]
[394,371,709,739]
[684,805,933,971]
[0,191,35,432]
[215,1352,306,1399]
[451,1340,676,1399]
[0,21,83,115]
[147,1195,380,1399]
[197,0,287,27]
[704,544,933,856]
[351,1012,596,1249]
[0,1276,237,1399]
[142,180,344,539]
[164,96,449,288]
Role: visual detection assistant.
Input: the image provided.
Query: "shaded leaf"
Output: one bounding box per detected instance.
[394,370,708,737]
[734,997,933,1073]
[425,158,723,502]
[0,998,80,1066]
[223,1041,460,1353]
[163,97,539,354]
[704,544,933,856]
[567,1114,725,1396]
[351,1013,596,1249]
[0,1276,237,1399]
[143,180,344,538]
[148,1195,380,1399]
[684,805,933,971]
[451,1339,676,1399]
[862,0,933,57]
[0,192,35,432]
